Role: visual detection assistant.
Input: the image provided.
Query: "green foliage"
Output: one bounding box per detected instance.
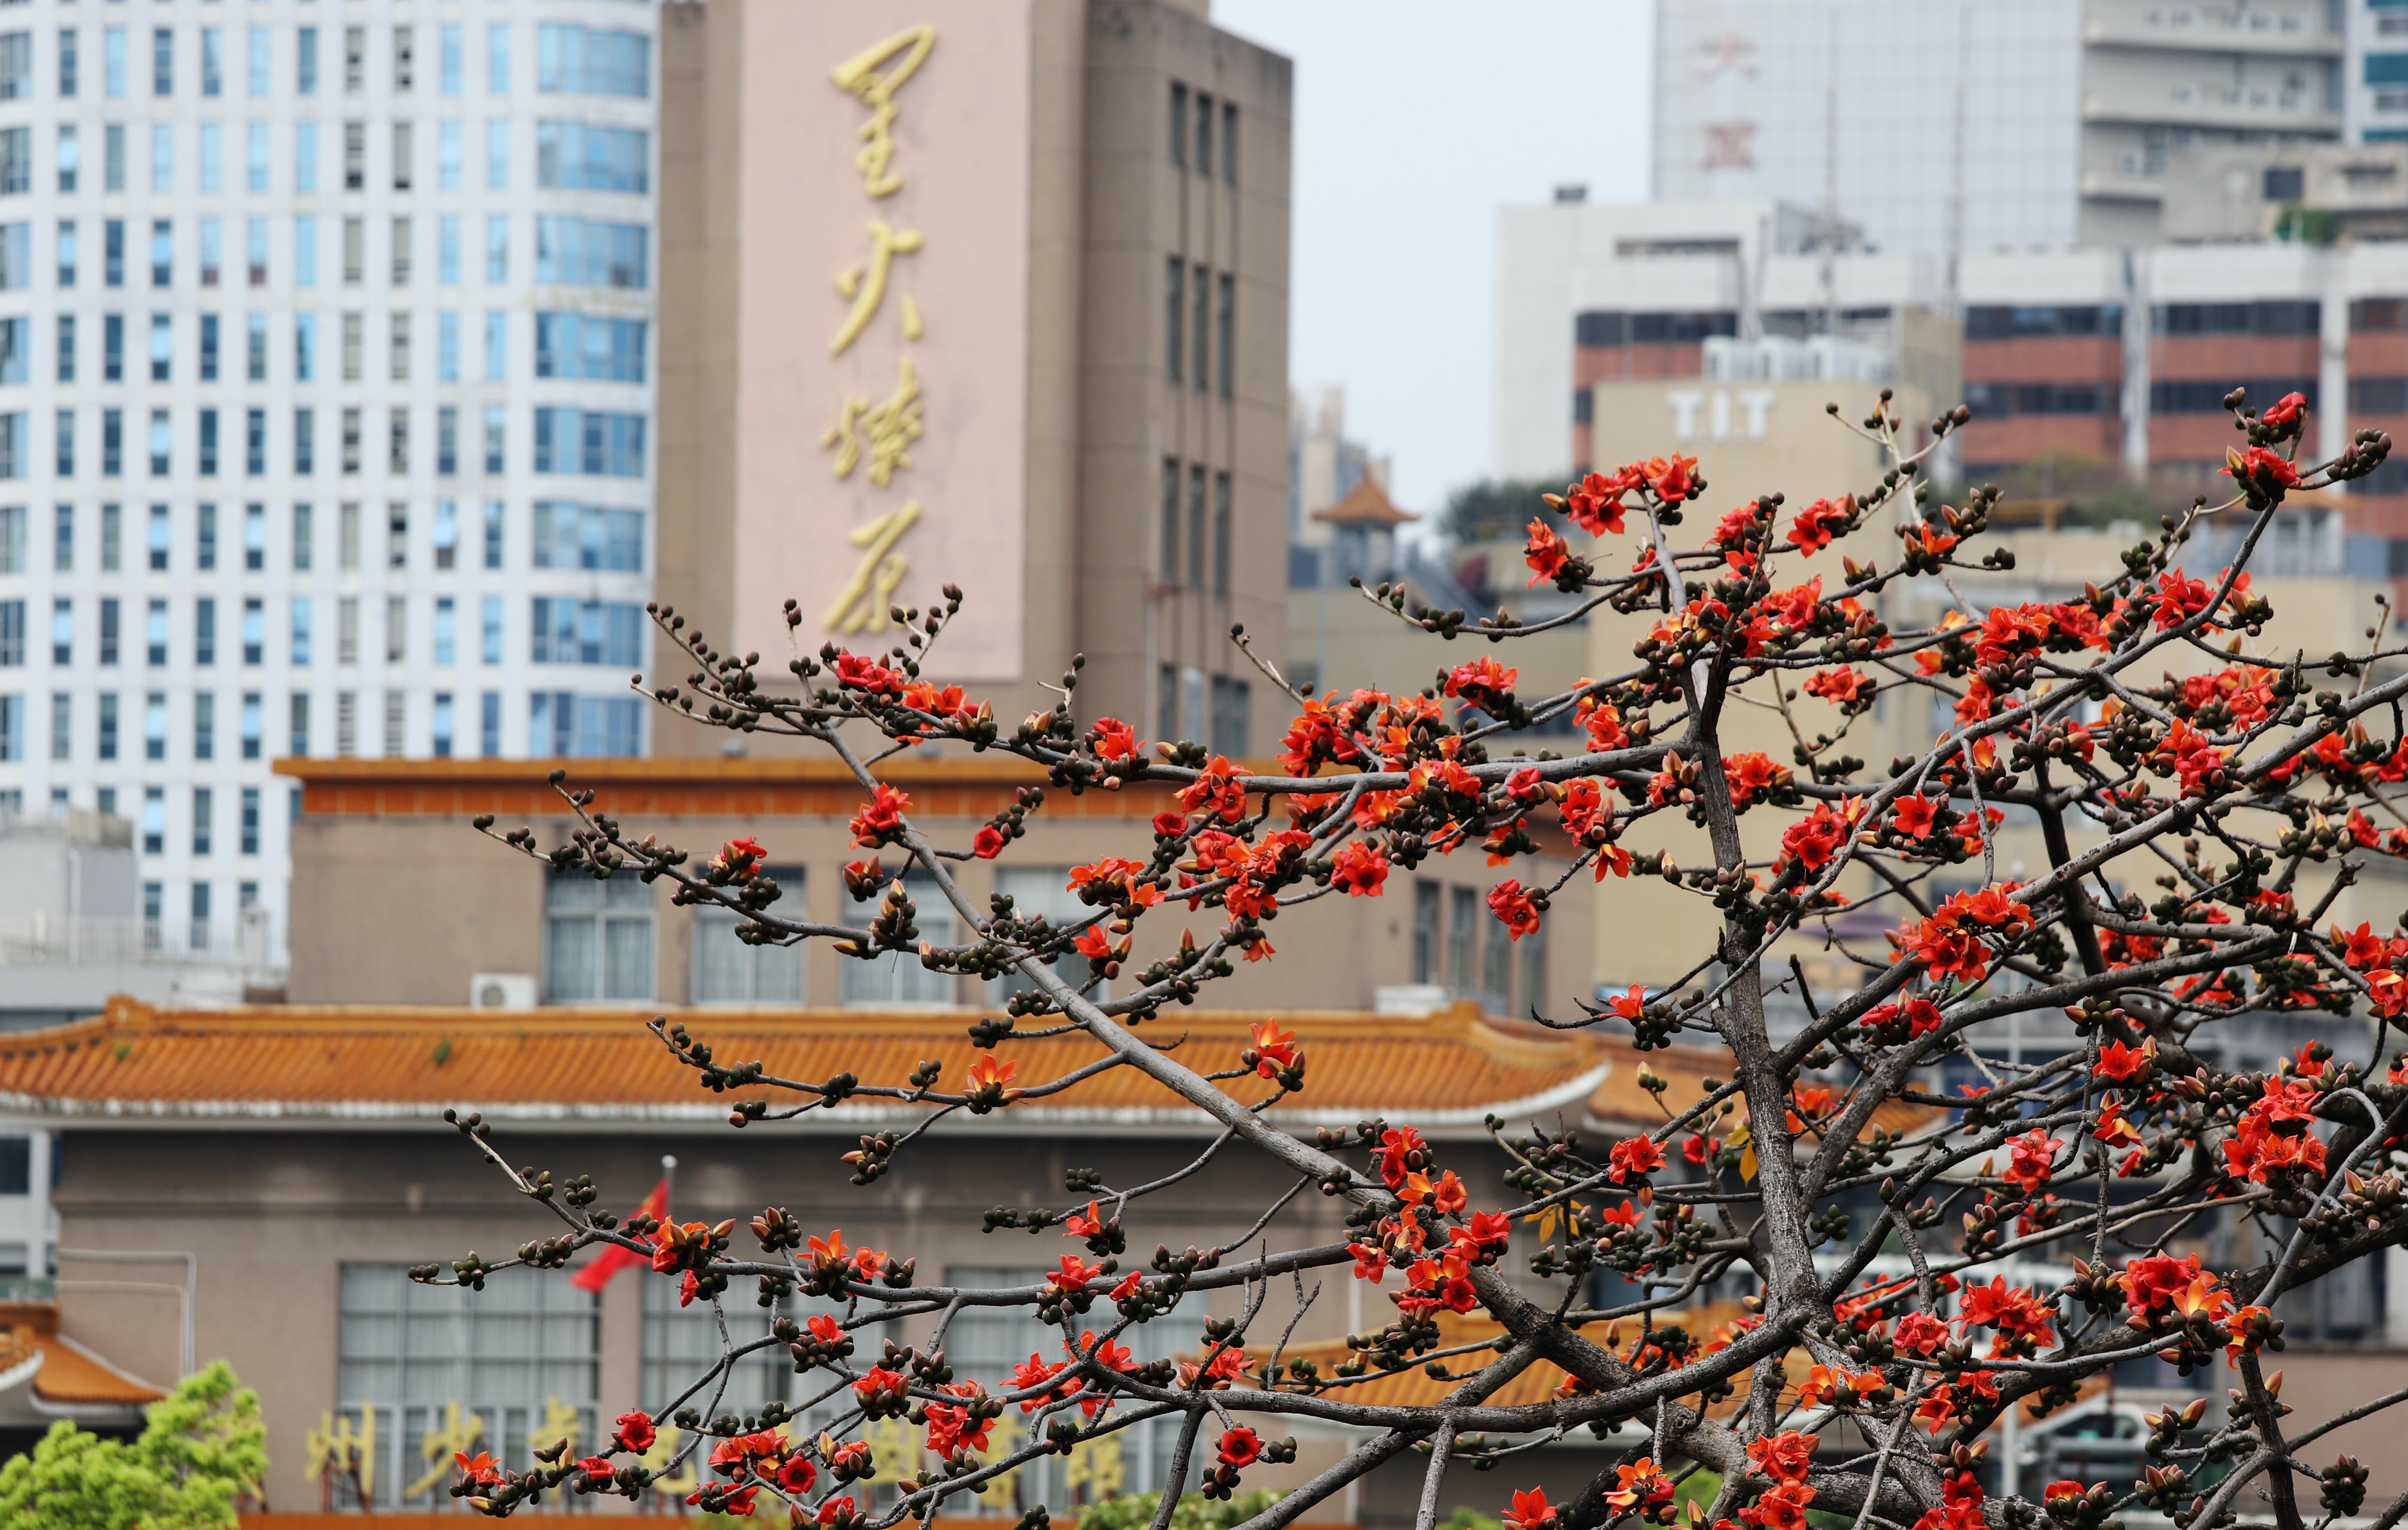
[1442,477,1562,547]
[1673,1473,1852,1530]
[1437,1508,1503,1530]
[1075,1487,1286,1530]
[0,1361,267,1530]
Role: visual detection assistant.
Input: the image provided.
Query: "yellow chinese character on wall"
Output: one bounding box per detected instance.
[1063,1435,1124,1502]
[404,1400,486,1500]
[539,1395,581,1460]
[305,1408,377,1502]
[825,502,921,635]
[973,1410,1026,1508]
[831,220,924,357]
[830,26,937,198]
[824,357,925,486]
[641,1423,698,1500]
[863,1415,919,1481]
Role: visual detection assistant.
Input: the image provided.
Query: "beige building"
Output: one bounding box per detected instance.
[1579,502,2408,994]
[655,0,1292,756]
[8,996,1723,1522]
[277,755,1593,1022]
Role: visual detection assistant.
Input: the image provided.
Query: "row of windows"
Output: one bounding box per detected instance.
[0,594,645,673]
[0,684,640,765]
[0,116,649,199]
[1,22,639,104]
[2149,376,2317,414]
[1965,304,2124,340]
[1155,662,1249,757]
[1157,455,1231,596]
[1165,80,1238,185]
[0,213,650,293]
[1408,877,1549,1018]
[0,402,643,480]
[1962,381,2118,418]
[0,499,643,576]
[2153,300,2319,336]
[1572,310,1740,347]
[1162,257,1233,396]
[18,307,642,384]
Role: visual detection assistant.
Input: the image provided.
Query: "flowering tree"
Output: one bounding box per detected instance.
[424,386,2408,1530]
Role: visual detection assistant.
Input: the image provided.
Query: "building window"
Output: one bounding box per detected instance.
[529,691,638,757]
[479,691,500,757]
[1412,880,1441,985]
[1159,458,1179,584]
[1163,258,1183,381]
[1216,273,1234,398]
[1192,262,1209,389]
[838,874,955,1008]
[543,872,652,1003]
[989,866,1093,1005]
[531,408,644,477]
[140,784,165,853]
[1447,885,1476,998]
[536,217,647,289]
[192,785,213,854]
[536,25,650,99]
[241,597,263,665]
[529,599,643,667]
[1186,466,1205,591]
[1169,81,1187,168]
[534,121,648,193]
[240,694,261,761]
[334,1265,598,1511]
[531,503,642,572]
[1212,470,1231,596]
[289,691,310,756]
[692,867,805,1005]
[431,691,454,757]
[534,312,647,383]
[239,784,260,852]
[1208,675,1250,758]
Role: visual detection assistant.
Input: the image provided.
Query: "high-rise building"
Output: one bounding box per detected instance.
[2351,0,2408,142]
[1654,0,2344,251]
[654,0,1291,757]
[0,0,664,968]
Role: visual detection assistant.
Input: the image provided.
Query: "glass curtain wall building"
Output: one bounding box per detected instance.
[0,0,659,967]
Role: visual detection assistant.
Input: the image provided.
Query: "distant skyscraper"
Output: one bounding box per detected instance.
[1654,0,2344,251]
[0,1,662,965]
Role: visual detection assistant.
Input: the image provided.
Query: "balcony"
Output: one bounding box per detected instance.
[2082,84,2340,134]
[2084,15,2342,59]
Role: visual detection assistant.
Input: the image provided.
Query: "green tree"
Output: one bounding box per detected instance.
[0,1362,267,1530]
[1075,1487,1284,1530]
[1440,476,1561,546]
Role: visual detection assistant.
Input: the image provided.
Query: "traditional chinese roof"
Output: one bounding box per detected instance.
[1270,1304,1768,1414]
[0,997,1674,1138]
[0,1302,166,1408]
[1595,1042,1938,1143]
[1310,476,1416,527]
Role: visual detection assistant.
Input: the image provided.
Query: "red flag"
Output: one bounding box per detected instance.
[569,1177,670,1292]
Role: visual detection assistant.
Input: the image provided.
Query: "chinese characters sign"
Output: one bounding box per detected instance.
[731,2,1032,681]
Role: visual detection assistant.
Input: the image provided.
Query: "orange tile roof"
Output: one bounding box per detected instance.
[0,1302,165,1407]
[0,998,1646,1137]
[1591,1045,1939,1142]
[1311,476,1417,527]
[1274,1304,1774,1413]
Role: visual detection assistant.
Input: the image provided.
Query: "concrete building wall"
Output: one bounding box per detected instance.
[280,760,1595,1020]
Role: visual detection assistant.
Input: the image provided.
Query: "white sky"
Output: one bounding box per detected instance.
[1212,0,1655,516]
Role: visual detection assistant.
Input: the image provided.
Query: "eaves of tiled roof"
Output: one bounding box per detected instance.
[0,997,1667,1138]
[0,1302,165,1408]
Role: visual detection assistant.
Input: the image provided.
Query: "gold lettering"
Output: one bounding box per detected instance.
[974,1411,1025,1506]
[404,1400,486,1500]
[641,1423,698,1498]
[832,221,924,357]
[1063,1435,1125,1501]
[822,357,925,486]
[862,1416,918,1480]
[305,1408,377,1500]
[540,1395,581,1460]
[830,26,937,198]
[826,503,923,634]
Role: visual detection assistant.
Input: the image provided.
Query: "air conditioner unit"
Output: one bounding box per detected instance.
[470,973,538,1010]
